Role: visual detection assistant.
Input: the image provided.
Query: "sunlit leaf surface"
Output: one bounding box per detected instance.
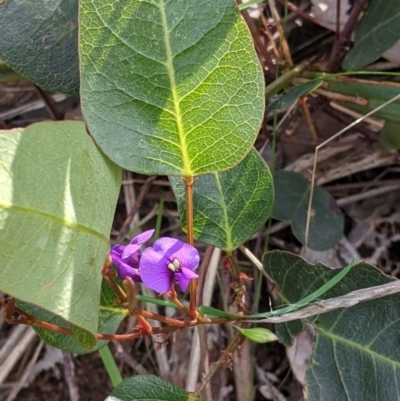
[0,121,121,336]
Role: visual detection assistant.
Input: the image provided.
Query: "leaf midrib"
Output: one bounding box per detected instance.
[159,1,191,176]
[0,203,108,243]
[357,6,400,45]
[316,326,400,367]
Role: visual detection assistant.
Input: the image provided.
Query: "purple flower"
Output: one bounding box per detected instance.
[110,229,154,281]
[140,238,200,293]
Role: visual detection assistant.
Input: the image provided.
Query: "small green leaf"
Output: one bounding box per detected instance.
[198,306,238,318]
[343,0,400,70]
[171,149,273,251]
[0,121,121,337]
[273,171,343,250]
[71,324,96,350]
[233,326,278,343]
[105,375,199,401]
[0,0,79,94]
[264,250,400,401]
[267,80,323,112]
[79,0,264,175]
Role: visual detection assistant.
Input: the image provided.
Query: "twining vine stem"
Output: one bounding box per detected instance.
[183,175,198,319]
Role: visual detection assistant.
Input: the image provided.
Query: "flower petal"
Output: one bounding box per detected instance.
[130,229,155,245]
[110,245,124,265]
[121,243,141,267]
[153,238,200,271]
[175,267,199,292]
[117,262,141,282]
[140,247,173,293]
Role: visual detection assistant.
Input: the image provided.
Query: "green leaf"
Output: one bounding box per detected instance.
[71,324,96,350]
[0,0,79,95]
[267,79,323,112]
[233,326,278,343]
[264,250,400,401]
[105,375,199,401]
[198,305,238,318]
[17,281,127,354]
[0,121,122,337]
[99,345,123,386]
[343,0,400,70]
[273,171,343,250]
[238,0,264,10]
[170,149,273,251]
[79,0,264,176]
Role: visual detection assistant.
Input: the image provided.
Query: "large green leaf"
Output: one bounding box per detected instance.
[105,375,199,401]
[343,0,400,70]
[0,0,79,95]
[273,171,343,250]
[79,0,264,176]
[264,250,400,401]
[0,121,121,337]
[170,149,273,251]
[17,280,127,353]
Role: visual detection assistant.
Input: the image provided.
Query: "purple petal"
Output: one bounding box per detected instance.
[110,245,125,265]
[175,267,199,292]
[117,262,142,282]
[130,229,155,245]
[140,247,173,293]
[121,243,141,267]
[153,238,200,271]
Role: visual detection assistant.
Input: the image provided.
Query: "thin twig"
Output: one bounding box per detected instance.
[186,247,220,394]
[113,341,147,374]
[304,92,400,252]
[196,246,215,306]
[63,351,80,401]
[116,176,156,241]
[268,0,293,66]
[5,341,44,401]
[194,332,245,397]
[275,0,321,26]
[239,0,276,74]
[242,279,400,323]
[327,0,368,71]
[307,95,378,141]
[337,183,400,206]
[34,85,64,120]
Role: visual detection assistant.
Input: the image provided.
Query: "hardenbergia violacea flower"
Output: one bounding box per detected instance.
[140,237,200,293]
[110,229,154,281]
